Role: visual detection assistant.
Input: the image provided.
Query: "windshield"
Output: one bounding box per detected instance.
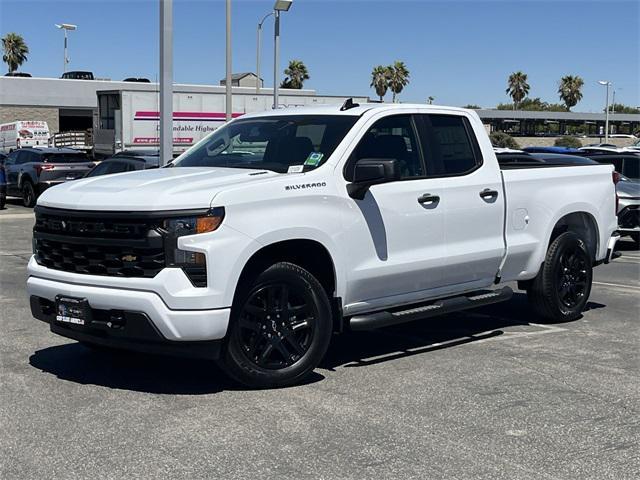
[173,115,358,173]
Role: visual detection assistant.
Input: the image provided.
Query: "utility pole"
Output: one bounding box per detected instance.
[159,0,173,166]
[273,9,280,109]
[225,0,232,121]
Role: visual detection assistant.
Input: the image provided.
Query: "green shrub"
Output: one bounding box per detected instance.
[489,132,520,149]
[554,136,582,148]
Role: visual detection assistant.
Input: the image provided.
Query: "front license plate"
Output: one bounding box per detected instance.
[55,296,90,325]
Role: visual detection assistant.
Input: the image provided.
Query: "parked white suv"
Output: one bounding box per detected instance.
[27,103,620,387]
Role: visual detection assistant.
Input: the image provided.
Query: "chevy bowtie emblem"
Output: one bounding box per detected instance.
[121,254,137,262]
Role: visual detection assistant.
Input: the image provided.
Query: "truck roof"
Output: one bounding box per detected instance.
[237,103,473,119]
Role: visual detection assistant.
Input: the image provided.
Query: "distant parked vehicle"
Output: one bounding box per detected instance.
[615,178,640,247]
[61,71,94,80]
[0,152,6,209]
[123,77,151,83]
[578,153,640,181]
[522,146,581,154]
[85,153,159,178]
[3,148,95,207]
[4,72,32,77]
[0,121,50,152]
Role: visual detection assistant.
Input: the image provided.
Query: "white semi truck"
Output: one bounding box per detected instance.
[93,88,368,157]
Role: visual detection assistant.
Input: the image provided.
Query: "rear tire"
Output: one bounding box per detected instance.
[22,181,36,208]
[527,232,593,322]
[219,262,333,388]
[0,193,5,210]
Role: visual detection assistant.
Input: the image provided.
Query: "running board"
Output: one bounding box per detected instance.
[348,286,513,331]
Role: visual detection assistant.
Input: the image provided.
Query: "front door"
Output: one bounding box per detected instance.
[341,113,446,311]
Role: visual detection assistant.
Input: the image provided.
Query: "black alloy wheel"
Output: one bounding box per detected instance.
[237,282,315,369]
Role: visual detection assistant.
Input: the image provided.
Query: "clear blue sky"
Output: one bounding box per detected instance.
[1,0,638,111]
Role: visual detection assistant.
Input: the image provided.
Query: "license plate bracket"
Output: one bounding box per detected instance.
[55,296,91,326]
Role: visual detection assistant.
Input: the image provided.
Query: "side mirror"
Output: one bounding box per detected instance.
[348,158,401,199]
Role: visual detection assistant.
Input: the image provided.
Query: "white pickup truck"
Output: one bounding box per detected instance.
[27,103,620,387]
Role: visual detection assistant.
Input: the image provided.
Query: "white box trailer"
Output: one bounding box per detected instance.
[94,88,369,157]
[0,120,50,152]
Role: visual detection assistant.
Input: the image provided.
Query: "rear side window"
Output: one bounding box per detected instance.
[418,115,481,176]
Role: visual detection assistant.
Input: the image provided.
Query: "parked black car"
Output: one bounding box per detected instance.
[0,152,7,209]
[61,71,94,80]
[576,153,640,181]
[3,148,95,207]
[86,153,159,178]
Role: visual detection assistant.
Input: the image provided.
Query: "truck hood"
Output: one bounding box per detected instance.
[37,167,280,211]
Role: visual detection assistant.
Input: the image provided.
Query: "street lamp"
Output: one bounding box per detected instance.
[225,0,232,121]
[273,0,293,109]
[55,23,77,73]
[598,80,611,142]
[256,11,274,94]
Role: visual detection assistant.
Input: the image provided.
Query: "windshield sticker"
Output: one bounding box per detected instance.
[287,165,305,173]
[304,152,324,167]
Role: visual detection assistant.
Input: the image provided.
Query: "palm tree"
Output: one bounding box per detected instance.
[388,61,410,103]
[370,66,390,102]
[505,71,530,110]
[280,60,309,89]
[2,33,29,73]
[427,96,435,105]
[558,75,584,111]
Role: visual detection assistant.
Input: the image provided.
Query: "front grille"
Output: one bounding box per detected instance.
[619,206,639,229]
[34,207,166,278]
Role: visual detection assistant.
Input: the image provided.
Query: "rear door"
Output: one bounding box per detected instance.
[415,113,505,288]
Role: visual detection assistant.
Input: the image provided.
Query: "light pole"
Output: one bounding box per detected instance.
[273,0,293,109]
[225,0,232,122]
[159,0,173,166]
[256,12,274,95]
[55,23,77,73]
[598,80,611,142]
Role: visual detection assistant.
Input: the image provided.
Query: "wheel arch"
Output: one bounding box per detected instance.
[548,211,599,262]
[234,238,338,303]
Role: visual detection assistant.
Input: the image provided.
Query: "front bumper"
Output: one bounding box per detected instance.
[27,275,230,344]
[30,295,223,359]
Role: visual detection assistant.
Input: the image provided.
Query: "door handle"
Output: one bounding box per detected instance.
[418,193,440,205]
[479,188,499,200]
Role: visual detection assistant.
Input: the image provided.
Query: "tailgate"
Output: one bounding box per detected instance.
[40,163,95,182]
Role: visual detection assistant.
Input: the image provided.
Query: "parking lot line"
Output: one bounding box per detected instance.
[0,213,35,220]
[593,281,640,291]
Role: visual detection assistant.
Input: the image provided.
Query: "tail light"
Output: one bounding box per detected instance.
[35,165,55,175]
[613,170,620,215]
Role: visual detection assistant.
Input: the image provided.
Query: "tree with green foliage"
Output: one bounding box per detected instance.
[497,97,566,112]
[490,132,520,149]
[370,65,390,102]
[554,136,582,148]
[280,60,309,89]
[505,71,530,110]
[464,104,481,109]
[2,32,29,73]
[610,104,640,114]
[388,61,410,103]
[558,75,584,111]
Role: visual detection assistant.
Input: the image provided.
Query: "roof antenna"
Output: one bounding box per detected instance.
[340,98,360,111]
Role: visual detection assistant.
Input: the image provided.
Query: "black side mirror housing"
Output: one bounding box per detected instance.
[348,158,401,199]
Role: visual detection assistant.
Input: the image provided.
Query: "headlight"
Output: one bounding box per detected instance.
[163,207,225,287]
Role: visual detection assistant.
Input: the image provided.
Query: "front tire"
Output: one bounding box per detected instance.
[527,231,593,322]
[22,181,36,208]
[219,262,333,388]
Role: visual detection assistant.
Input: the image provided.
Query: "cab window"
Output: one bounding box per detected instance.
[347,114,424,181]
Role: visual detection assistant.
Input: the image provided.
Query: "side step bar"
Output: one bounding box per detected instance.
[348,286,513,331]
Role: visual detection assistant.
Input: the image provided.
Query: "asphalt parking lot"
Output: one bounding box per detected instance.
[1,200,639,480]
